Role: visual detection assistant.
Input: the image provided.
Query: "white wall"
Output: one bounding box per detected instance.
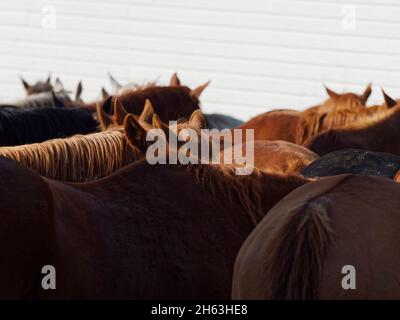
[0,0,400,120]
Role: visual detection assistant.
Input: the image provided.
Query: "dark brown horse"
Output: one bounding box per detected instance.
[304,105,400,156]
[0,146,308,298]
[101,74,209,125]
[232,174,400,299]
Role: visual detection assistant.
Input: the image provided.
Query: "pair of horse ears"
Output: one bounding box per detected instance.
[324,83,372,103]
[97,97,155,130]
[21,74,52,91]
[124,109,207,153]
[170,72,210,99]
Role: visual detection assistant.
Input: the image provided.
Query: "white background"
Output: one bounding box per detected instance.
[0,0,399,120]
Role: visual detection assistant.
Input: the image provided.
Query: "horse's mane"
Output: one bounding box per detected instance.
[0,129,142,182]
[186,163,264,225]
[14,91,71,109]
[340,105,400,130]
[295,105,389,144]
[118,81,158,95]
[0,107,97,146]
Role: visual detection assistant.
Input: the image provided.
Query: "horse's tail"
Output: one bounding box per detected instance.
[263,198,333,299]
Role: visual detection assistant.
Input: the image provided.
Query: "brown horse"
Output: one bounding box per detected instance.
[0,102,206,182]
[0,146,308,298]
[101,73,209,125]
[232,174,400,299]
[237,84,372,143]
[306,83,372,114]
[239,109,300,143]
[220,140,318,175]
[295,90,396,144]
[304,105,400,156]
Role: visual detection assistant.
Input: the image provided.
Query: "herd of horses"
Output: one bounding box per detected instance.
[1,73,400,299]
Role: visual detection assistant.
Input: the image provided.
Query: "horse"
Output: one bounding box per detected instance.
[0,107,98,146]
[0,142,308,299]
[301,149,400,180]
[236,84,372,143]
[104,72,158,96]
[295,89,396,144]
[239,109,300,143]
[304,105,400,156]
[306,83,372,114]
[3,91,72,109]
[101,74,209,126]
[20,74,53,95]
[232,174,400,299]
[0,102,206,182]
[221,140,318,175]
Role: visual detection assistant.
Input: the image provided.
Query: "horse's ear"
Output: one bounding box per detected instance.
[124,113,149,152]
[188,109,207,130]
[170,73,181,86]
[96,98,113,130]
[101,87,110,100]
[191,81,210,99]
[46,73,52,84]
[21,77,30,91]
[360,83,372,104]
[382,89,397,108]
[113,97,129,125]
[152,114,169,135]
[54,77,64,92]
[51,91,64,108]
[139,99,155,123]
[101,94,114,114]
[324,84,339,99]
[394,170,400,183]
[75,81,83,103]
[108,72,122,91]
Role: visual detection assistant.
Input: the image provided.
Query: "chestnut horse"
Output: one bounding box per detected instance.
[232,174,400,299]
[221,140,318,175]
[238,84,373,143]
[0,102,206,182]
[304,105,400,156]
[295,90,396,144]
[0,148,308,298]
[301,149,400,180]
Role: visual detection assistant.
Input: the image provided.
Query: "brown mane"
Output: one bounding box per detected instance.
[0,130,142,182]
[295,105,390,144]
[340,105,399,130]
[186,164,264,225]
[186,162,306,225]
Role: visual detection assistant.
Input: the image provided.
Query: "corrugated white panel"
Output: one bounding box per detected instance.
[0,0,400,120]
